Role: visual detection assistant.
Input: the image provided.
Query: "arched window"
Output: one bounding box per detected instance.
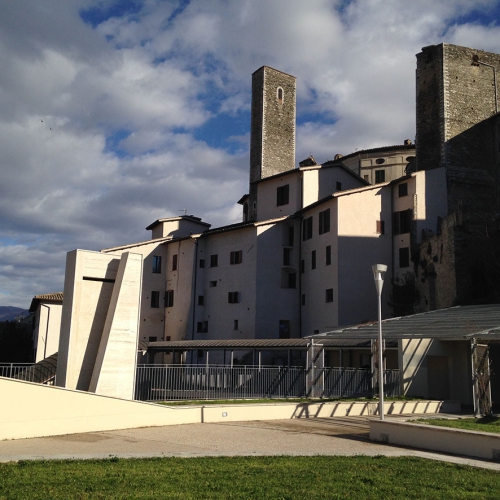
[277,87,283,104]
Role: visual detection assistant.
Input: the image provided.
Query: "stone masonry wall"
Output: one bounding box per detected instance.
[249,67,296,220]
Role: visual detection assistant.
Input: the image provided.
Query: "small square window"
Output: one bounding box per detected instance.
[210,254,218,267]
[172,254,178,271]
[199,259,205,268]
[198,295,204,306]
[326,288,334,303]
[228,291,239,304]
[165,290,174,308]
[326,245,332,266]
[398,183,408,197]
[152,256,161,273]
[230,250,242,265]
[151,291,160,308]
[336,181,342,191]
[197,321,208,333]
[209,280,217,287]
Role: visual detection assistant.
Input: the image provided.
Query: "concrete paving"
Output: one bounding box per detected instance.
[1,415,499,470]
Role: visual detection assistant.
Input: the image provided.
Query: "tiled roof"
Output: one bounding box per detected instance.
[29,292,64,312]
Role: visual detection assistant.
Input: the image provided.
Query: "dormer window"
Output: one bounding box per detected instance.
[277,87,283,104]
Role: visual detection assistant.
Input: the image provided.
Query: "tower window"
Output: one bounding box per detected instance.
[172,254,178,271]
[277,87,283,104]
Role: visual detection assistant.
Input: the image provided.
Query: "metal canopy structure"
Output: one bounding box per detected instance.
[309,304,500,342]
[146,338,397,352]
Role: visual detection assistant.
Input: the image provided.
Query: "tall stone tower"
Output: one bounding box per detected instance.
[248,66,296,220]
[415,43,499,214]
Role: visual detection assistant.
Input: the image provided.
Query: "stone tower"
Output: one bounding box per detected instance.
[248,66,296,220]
[415,43,499,214]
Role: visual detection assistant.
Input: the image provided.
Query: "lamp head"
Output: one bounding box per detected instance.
[372,264,387,295]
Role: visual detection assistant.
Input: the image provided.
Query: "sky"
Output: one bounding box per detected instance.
[1,0,500,309]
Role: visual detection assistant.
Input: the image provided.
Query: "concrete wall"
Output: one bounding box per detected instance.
[0,377,200,441]
[57,250,142,399]
[370,419,500,461]
[33,302,62,362]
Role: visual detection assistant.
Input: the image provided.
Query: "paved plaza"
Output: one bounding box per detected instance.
[1,415,500,470]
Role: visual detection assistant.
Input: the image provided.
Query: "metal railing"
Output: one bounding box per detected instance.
[0,362,56,385]
[135,364,400,402]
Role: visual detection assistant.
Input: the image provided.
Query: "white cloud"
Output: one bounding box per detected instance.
[1,0,500,307]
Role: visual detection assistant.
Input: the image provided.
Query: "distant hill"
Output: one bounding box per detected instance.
[0,306,30,322]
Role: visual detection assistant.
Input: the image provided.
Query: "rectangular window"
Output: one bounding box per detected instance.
[277,184,289,206]
[300,259,305,274]
[319,209,330,235]
[398,183,408,197]
[393,209,412,235]
[288,272,296,289]
[228,291,239,304]
[302,217,313,240]
[148,336,157,342]
[311,250,316,270]
[209,280,217,287]
[326,245,332,266]
[326,288,334,303]
[279,320,291,339]
[301,294,305,306]
[210,254,218,267]
[288,226,294,246]
[375,170,386,183]
[376,220,385,235]
[336,181,342,191]
[151,291,160,308]
[399,247,410,268]
[234,319,239,330]
[198,295,204,306]
[199,259,205,268]
[165,290,174,308]
[283,248,291,266]
[230,250,243,265]
[172,254,178,271]
[152,256,161,273]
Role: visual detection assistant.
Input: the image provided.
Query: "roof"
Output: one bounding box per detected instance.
[146,215,211,231]
[146,338,397,352]
[29,292,64,312]
[309,305,500,342]
[323,143,415,164]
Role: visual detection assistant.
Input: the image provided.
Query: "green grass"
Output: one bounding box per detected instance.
[1,456,499,499]
[417,416,500,434]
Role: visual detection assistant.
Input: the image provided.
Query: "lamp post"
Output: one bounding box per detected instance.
[372,264,387,420]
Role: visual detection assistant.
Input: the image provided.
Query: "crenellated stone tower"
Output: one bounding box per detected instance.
[248,66,296,220]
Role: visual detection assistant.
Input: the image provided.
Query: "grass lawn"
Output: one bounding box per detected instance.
[1,456,500,499]
[418,416,500,434]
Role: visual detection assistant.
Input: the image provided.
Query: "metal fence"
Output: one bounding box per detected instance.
[0,362,56,385]
[135,364,400,402]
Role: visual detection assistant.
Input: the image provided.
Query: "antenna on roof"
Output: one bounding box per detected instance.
[179,209,187,216]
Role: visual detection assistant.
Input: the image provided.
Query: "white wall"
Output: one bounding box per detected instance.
[34,302,62,362]
[256,173,301,221]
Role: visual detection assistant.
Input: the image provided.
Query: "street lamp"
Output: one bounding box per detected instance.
[372,264,387,421]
